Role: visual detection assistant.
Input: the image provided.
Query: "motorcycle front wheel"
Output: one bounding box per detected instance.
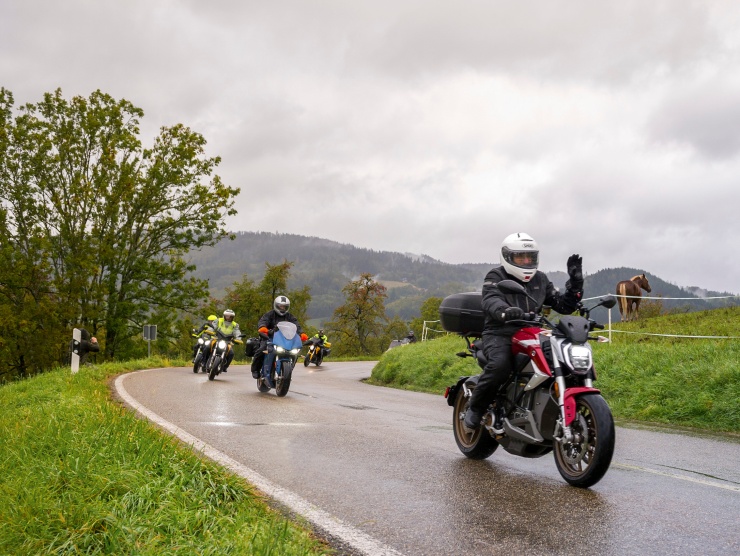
[452,387,498,459]
[193,352,202,373]
[276,361,292,397]
[315,352,323,366]
[553,394,615,488]
[303,353,311,367]
[208,355,221,381]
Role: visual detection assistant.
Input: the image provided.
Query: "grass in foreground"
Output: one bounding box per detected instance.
[370,307,740,433]
[0,358,331,555]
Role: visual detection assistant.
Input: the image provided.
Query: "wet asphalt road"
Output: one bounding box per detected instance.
[115,361,740,556]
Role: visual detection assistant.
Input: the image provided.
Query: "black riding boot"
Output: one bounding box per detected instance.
[464,372,507,431]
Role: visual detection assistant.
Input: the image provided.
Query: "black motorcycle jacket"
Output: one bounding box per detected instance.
[257,310,302,336]
[481,265,582,337]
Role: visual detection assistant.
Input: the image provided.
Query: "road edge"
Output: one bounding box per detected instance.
[113,368,404,556]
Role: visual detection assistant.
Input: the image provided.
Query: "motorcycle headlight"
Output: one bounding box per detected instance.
[565,345,592,373]
[276,346,286,353]
[197,338,205,345]
[218,340,227,350]
[290,348,300,355]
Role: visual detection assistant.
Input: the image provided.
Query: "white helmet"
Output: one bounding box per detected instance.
[274,295,290,316]
[500,232,539,283]
[223,309,235,322]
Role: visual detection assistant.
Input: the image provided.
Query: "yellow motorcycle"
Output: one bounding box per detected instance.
[303,337,331,367]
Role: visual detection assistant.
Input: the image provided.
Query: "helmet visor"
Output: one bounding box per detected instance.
[276,304,289,314]
[503,248,539,269]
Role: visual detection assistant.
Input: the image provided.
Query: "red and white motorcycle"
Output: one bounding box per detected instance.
[442,279,617,487]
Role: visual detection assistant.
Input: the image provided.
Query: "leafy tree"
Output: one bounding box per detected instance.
[219,261,311,336]
[410,296,443,339]
[0,88,239,371]
[326,273,388,355]
[381,316,411,350]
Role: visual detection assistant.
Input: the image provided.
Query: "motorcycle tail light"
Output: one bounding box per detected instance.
[444,386,450,399]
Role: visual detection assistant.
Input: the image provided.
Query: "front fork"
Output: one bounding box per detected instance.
[553,366,597,443]
[552,355,593,443]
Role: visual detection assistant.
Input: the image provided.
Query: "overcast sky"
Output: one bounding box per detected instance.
[3,1,740,294]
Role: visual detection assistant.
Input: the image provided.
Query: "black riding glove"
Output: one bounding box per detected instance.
[503,306,524,321]
[566,254,584,291]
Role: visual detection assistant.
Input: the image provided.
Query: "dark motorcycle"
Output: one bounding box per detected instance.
[303,337,331,367]
[258,321,302,396]
[441,280,618,488]
[205,329,243,381]
[192,329,215,374]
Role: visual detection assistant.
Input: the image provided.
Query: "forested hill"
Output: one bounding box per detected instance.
[188,232,737,322]
[187,231,487,320]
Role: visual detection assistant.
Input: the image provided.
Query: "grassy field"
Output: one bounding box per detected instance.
[370,306,740,433]
[0,358,332,555]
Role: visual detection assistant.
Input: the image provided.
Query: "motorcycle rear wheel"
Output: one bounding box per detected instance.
[553,394,615,488]
[452,387,498,459]
[208,355,221,381]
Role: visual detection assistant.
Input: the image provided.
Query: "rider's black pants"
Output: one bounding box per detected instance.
[250,339,268,375]
[468,334,514,415]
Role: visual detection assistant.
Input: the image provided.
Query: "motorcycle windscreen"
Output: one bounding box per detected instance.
[274,321,303,350]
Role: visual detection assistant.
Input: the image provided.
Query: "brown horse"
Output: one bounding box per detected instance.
[616,274,651,321]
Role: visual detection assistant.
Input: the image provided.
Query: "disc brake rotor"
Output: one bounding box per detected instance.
[561,413,590,466]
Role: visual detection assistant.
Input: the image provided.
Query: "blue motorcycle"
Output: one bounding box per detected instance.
[258,321,302,397]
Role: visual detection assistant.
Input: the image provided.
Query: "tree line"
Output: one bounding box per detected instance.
[0,88,443,381]
[181,259,442,359]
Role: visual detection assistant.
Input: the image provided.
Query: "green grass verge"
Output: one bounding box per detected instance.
[370,307,740,433]
[0,358,332,555]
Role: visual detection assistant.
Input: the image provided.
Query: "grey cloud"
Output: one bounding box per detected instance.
[648,85,740,159]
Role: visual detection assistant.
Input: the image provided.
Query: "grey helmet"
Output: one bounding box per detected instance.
[274,295,290,316]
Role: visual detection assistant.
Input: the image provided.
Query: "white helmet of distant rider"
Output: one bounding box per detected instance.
[500,232,539,283]
[274,296,290,316]
[223,308,235,322]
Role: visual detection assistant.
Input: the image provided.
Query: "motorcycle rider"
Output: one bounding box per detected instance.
[191,314,218,362]
[463,232,584,434]
[312,329,330,357]
[406,330,417,343]
[251,295,308,378]
[212,309,242,372]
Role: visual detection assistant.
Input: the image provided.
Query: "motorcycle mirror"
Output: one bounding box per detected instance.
[600,295,617,309]
[497,279,526,295]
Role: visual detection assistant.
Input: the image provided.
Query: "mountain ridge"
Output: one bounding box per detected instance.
[187,231,737,322]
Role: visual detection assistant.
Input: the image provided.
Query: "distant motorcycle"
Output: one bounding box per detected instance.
[206,329,243,381]
[258,321,302,396]
[442,279,618,488]
[192,329,215,374]
[387,338,412,350]
[303,337,331,367]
